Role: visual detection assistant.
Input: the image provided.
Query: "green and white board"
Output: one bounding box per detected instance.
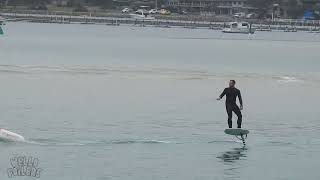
[224,128,249,136]
[225,128,249,146]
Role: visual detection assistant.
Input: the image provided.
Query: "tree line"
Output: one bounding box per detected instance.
[1,0,317,19]
[0,0,113,7]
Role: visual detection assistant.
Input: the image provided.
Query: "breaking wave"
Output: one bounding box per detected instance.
[0,64,315,83]
[0,64,211,80]
[277,76,302,83]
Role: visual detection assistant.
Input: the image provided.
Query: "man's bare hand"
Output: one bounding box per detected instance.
[216,97,221,101]
[240,105,243,110]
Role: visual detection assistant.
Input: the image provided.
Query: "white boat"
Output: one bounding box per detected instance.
[0,129,25,142]
[130,9,155,20]
[222,22,254,34]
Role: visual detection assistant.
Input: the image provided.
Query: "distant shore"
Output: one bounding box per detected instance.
[1,9,320,32]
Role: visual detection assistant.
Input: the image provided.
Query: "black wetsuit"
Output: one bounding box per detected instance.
[219,87,243,128]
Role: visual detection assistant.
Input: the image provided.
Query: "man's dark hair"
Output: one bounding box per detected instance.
[230,80,236,84]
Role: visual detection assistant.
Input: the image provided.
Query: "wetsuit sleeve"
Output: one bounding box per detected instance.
[238,90,243,106]
[219,88,227,98]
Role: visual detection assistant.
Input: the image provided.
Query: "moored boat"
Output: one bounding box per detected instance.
[130,9,155,20]
[222,22,255,34]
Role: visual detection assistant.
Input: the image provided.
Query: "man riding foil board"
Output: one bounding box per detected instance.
[217,80,243,129]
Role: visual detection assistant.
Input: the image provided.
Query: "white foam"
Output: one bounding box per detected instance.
[277,76,301,83]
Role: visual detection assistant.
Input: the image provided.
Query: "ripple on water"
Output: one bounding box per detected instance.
[19,138,174,146]
[217,147,248,163]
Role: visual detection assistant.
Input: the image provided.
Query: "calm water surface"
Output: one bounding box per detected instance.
[0,22,319,180]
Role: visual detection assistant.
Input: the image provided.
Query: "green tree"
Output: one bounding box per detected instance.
[287,0,304,18]
[247,0,273,17]
[89,0,113,9]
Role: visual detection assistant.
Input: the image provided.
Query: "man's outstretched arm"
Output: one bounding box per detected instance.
[217,88,226,100]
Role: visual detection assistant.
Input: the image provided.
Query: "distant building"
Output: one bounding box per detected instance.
[51,0,70,6]
[301,0,320,5]
[113,0,156,8]
[301,0,320,9]
[50,0,88,7]
[167,0,253,14]
[270,0,320,18]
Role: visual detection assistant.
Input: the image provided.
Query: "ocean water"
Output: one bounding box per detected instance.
[0,22,320,180]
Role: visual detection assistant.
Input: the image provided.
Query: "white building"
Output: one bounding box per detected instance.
[167,0,253,15]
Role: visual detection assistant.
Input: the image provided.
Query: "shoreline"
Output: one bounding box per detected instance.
[1,11,320,32]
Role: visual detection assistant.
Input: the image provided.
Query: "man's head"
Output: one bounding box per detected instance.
[229,80,236,88]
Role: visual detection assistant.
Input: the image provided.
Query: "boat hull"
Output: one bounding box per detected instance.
[222,28,255,34]
[130,14,155,20]
[0,129,25,142]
